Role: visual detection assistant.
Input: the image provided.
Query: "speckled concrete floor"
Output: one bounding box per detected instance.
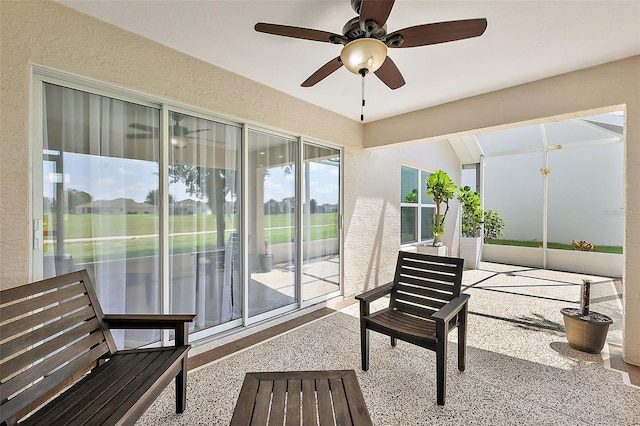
[137,262,640,425]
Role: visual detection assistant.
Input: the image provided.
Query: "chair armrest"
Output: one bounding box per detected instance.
[356,282,394,318]
[355,282,394,303]
[103,314,196,346]
[432,294,470,324]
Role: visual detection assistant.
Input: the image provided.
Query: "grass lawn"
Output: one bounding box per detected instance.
[486,239,623,254]
[48,213,338,263]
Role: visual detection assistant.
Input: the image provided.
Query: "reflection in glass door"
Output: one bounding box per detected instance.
[247,130,298,318]
[167,111,242,333]
[41,83,161,348]
[302,145,341,302]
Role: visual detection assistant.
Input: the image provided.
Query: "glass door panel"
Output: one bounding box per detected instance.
[42,83,160,348]
[247,130,298,317]
[168,112,242,332]
[302,145,340,302]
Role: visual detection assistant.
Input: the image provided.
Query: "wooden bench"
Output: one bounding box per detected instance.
[356,251,469,405]
[0,270,196,426]
[230,370,372,425]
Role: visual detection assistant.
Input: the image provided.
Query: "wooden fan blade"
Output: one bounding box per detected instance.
[387,18,487,48]
[374,56,405,90]
[129,123,157,132]
[185,128,211,136]
[359,0,395,31]
[126,133,155,140]
[301,57,343,87]
[255,23,343,43]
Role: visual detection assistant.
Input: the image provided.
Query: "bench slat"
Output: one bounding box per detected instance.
[99,347,189,425]
[0,282,86,322]
[0,294,92,342]
[1,331,105,401]
[0,342,109,422]
[23,351,150,425]
[1,318,100,382]
[0,272,85,305]
[0,305,98,361]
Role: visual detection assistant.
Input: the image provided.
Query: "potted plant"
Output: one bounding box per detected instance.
[561,279,613,353]
[259,239,273,272]
[418,170,456,256]
[457,185,483,269]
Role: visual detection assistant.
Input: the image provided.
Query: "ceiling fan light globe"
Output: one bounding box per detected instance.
[171,135,189,148]
[340,38,387,75]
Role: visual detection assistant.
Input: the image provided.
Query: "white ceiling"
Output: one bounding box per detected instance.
[57,0,640,123]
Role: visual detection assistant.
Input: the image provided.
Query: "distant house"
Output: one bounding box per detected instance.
[318,203,339,213]
[74,198,157,214]
[172,199,211,215]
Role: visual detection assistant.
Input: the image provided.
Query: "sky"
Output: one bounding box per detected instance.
[44,152,339,206]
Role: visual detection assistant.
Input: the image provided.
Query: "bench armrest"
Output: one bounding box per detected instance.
[432,294,470,324]
[103,314,196,346]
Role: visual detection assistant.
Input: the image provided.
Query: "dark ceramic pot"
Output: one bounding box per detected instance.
[561,308,612,354]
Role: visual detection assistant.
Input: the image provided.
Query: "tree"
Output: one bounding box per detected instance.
[66,189,92,213]
[425,170,457,246]
[169,164,235,248]
[145,189,173,205]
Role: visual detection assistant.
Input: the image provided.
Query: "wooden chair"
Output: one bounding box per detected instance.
[355,251,469,405]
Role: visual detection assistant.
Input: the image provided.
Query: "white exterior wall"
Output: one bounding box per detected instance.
[364,56,640,366]
[342,141,461,296]
[484,142,624,246]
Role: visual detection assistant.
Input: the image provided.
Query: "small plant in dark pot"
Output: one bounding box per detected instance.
[561,279,613,353]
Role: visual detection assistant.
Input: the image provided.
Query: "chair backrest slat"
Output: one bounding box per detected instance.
[391,252,464,319]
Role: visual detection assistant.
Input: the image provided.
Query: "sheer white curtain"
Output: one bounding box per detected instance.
[168,112,242,331]
[43,83,160,348]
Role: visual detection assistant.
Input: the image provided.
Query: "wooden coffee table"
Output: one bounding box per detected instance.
[230,370,372,425]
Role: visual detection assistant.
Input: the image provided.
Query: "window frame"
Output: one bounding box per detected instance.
[400,165,436,246]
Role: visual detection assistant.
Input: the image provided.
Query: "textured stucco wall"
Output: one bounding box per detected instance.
[0,0,455,306]
[364,56,640,365]
[341,141,461,297]
[0,0,361,286]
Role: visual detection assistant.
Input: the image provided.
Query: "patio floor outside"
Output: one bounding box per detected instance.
[137,262,640,425]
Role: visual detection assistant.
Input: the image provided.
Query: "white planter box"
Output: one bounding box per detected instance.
[459,237,482,269]
[417,245,447,256]
[482,244,622,277]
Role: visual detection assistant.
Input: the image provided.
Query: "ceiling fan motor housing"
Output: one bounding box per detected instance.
[343,17,386,41]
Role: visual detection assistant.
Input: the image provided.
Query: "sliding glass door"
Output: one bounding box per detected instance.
[167,111,242,333]
[302,144,341,302]
[41,83,162,348]
[34,73,342,346]
[247,130,298,319]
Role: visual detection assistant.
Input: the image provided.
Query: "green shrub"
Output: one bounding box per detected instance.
[483,210,505,243]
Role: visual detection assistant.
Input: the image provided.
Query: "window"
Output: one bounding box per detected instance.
[400,166,435,245]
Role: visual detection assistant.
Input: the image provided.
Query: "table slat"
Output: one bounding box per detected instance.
[268,380,287,426]
[285,379,300,426]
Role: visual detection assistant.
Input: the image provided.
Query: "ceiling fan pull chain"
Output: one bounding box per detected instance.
[361,72,366,121]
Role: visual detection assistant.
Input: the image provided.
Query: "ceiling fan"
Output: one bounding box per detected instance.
[127,113,210,148]
[255,0,487,118]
